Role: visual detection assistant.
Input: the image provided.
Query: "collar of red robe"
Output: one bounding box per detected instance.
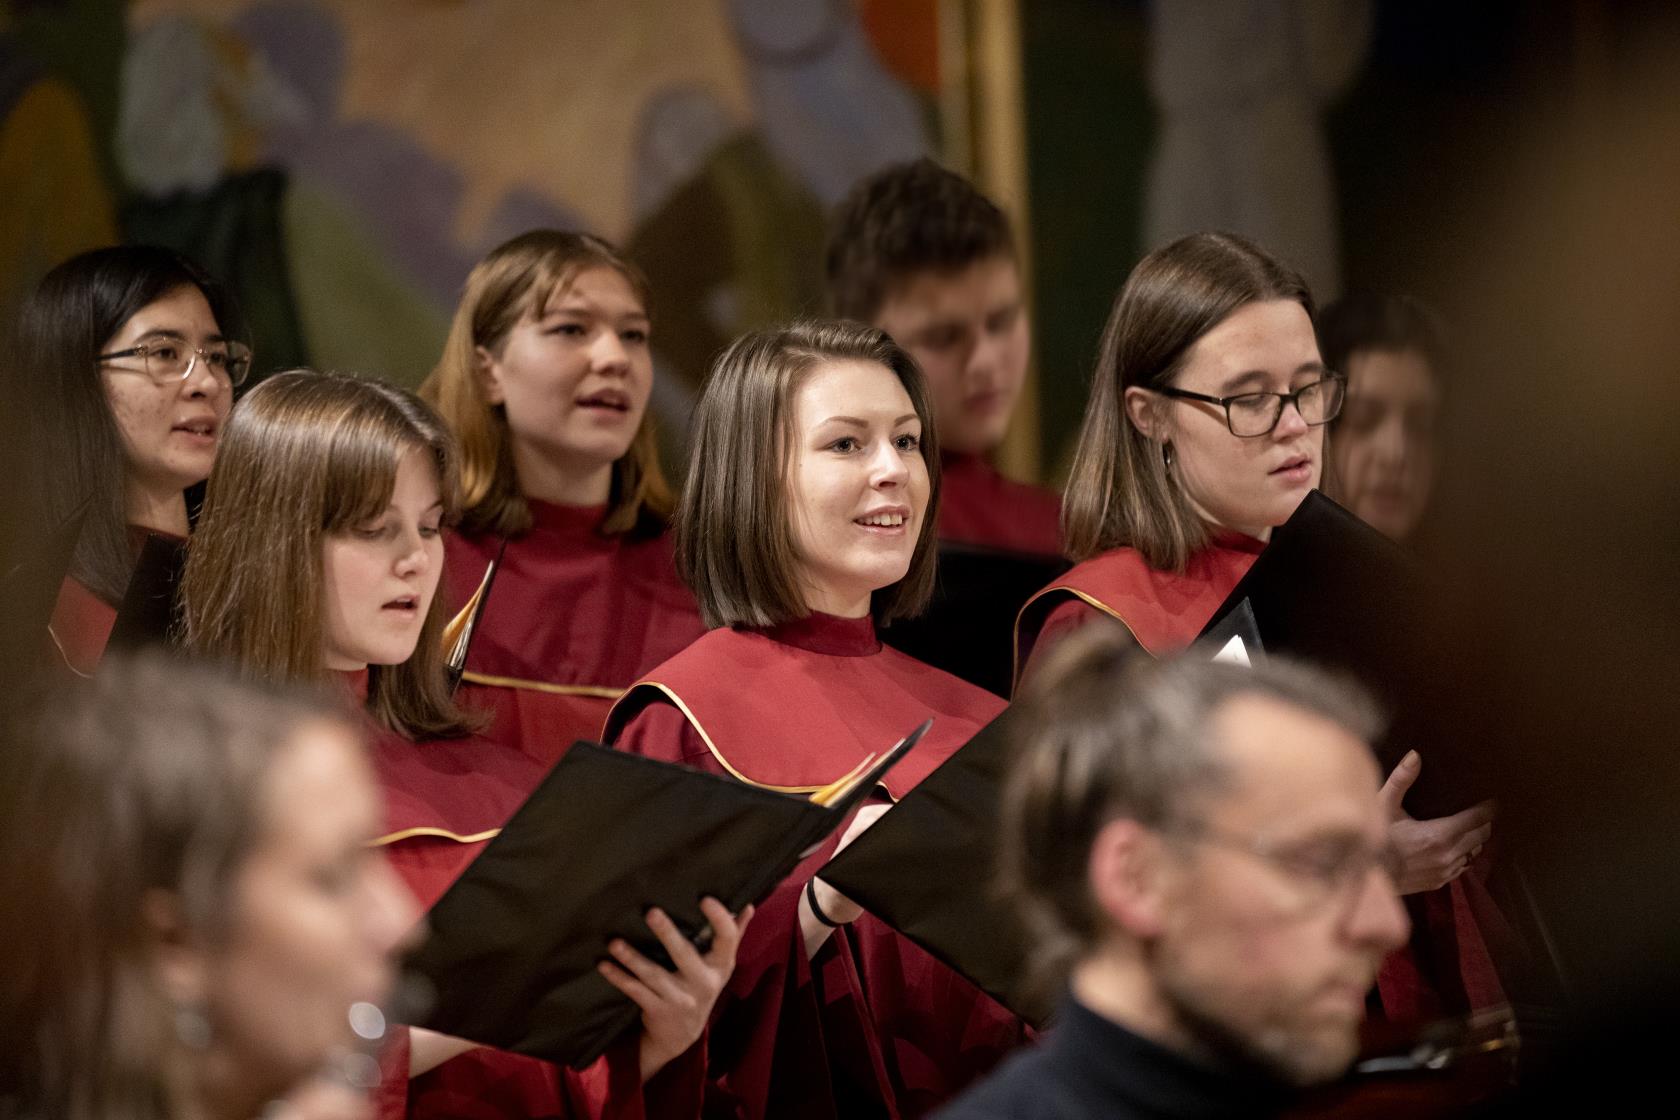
[1206,526,1268,555]
[750,610,881,656]
[524,496,611,537]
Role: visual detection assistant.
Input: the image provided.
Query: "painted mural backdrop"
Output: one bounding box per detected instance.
[3,0,943,455]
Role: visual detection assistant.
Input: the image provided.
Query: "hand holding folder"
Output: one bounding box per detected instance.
[401,720,930,1070]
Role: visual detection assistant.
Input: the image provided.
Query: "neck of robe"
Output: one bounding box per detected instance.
[611,611,1005,798]
[1017,530,1265,660]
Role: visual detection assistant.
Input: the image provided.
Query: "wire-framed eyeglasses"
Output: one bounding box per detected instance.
[99,337,254,387]
[1157,373,1346,438]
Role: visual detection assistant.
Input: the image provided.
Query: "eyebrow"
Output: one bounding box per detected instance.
[1217,361,1327,394]
[820,413,921,428]
[131,327,229,345]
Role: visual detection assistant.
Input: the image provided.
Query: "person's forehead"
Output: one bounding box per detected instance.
[794,358,914,420]
[118,285,220,337]
[1346,348,1440,404]
[877,254,1021,325]
[538,266,645,316]
[1181,301,1319,382]
[1200,693,1382,836]
[259,720,378,841]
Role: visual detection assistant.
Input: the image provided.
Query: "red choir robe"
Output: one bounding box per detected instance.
[1011,539,1510,1023]
[604,613,1032,1119]
[937,453,1061,557]
[47,575,114,677]
[443,500,705,766]
[349,672,701,1120]
[44,526,177,677]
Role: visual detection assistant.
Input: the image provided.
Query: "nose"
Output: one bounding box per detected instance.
[392,527,431,579]
[1273,395,1311,439]
[868,438,910,488]
[589,328,630,374]
[1343,863,1411,952]
[1371,412,1408,467]
[180,348,224,399]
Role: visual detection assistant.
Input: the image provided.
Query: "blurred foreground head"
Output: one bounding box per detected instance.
[1000,624,1408,1087]
[0,655,415,1120]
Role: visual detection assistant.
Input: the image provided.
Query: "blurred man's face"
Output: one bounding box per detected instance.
[1151,695,1410,1085]
[872,255,1030,456]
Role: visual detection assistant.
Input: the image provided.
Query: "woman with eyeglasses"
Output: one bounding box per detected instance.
[1014,231,1505,1024]
[4,245,252,676]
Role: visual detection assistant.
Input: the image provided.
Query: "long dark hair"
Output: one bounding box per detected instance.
[5,247,240,605]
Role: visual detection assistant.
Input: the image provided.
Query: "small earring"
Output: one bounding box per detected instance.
[174,1002,213,1050]
[1162,443,1174,469]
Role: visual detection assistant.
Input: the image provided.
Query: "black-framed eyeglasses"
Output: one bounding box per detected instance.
[1168,819,1402,905]
[1157,373,1346,438]
[99,338,254,387]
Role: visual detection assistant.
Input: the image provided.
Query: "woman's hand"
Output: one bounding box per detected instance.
[799,802,890,956]
[1380,750,1496,895]
[597,897,754,1082]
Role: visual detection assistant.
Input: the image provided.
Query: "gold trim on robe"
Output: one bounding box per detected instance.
[458,671,624,699]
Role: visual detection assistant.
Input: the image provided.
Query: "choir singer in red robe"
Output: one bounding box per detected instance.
[7,246,245,675]
[606,321,1032,1119]
[421,231,703,766]
[1013,231,1504,1025]
[180,370,748,1120]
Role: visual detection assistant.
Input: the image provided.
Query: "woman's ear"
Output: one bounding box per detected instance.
[143,887,209,1007]
[474,345,505,406]
[1124,385,1167,444]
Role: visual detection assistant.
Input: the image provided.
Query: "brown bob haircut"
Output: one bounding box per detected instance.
[0,654,357,1120]
[677,319,941,630]
[1062,231,1314,572]
[825,157,1017,322]
[420,229,673,539]
[180,370,475,740]
[1000,622,1382,996]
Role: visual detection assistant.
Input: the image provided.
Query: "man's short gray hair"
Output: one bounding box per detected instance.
[999,621,1384,993]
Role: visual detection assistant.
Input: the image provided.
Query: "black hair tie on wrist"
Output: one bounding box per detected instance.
[805,877,842,928]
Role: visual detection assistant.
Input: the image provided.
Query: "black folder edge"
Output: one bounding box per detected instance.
[817,714,1057,1028]
[407,718,930,1069]
[104,532,187,655]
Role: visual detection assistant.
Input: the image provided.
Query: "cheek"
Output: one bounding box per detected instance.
[102,380,164,454]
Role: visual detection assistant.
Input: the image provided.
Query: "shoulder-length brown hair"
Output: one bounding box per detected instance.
[0,654,356,1120]
[180,371,475,740]
[1062,231,1313,572]
[678,319,941,629]
[420,230,672,540]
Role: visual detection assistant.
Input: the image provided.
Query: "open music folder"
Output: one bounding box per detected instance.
[1197,489,1484,818]
[401,719,930,1069]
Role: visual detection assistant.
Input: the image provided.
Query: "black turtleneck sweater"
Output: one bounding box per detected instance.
[932,996,1291,1120]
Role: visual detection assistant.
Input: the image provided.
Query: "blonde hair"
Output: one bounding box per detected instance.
[180,371,475,739]
[677,319,941,629]
[420,230,672,539]
[1062,232,1313,572]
